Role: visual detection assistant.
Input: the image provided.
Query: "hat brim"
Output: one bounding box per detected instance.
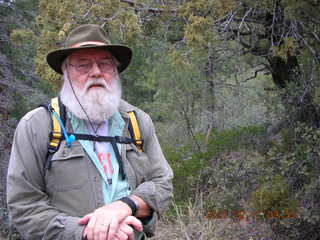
[46,44,132,75]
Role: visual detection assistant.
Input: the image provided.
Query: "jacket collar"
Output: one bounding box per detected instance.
[118,100,138,118]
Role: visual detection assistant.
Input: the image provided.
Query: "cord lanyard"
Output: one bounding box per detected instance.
[88,121,114,188]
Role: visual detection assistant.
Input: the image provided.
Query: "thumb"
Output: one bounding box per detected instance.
[78,213,93,225]
[124,216,143,232]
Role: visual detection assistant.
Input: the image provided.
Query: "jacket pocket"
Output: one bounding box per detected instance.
[46,142,88,192]
[125,144,150,185]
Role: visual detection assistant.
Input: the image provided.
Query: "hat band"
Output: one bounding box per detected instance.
[70,41,108,48]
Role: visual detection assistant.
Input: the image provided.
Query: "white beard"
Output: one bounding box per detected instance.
[60,71,122,123]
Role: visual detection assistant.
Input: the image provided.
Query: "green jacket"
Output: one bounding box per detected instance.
[7,99,173,240]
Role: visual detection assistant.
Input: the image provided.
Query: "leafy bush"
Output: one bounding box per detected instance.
[166,125,266,204]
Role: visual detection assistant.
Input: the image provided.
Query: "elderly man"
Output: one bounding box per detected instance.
[7,24,173,240]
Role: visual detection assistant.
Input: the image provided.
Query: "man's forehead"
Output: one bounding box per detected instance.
[69,48,114,61]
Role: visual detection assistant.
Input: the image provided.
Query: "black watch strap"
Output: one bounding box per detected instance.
[119,196,138,216]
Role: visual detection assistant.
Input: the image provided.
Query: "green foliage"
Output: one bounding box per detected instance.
[10,29,35,45]
[272,37,298,61]
[0,1,46,240]
[182,120,318,238]
[199,150,266,213]
[242,0,273,10]
[206,125,265,157]
[180,0,236,19]
[259,122,320,237]
[184,15,213,47]
[252,174,298,213]
[278,123,320,177]
[164,143,206,202]
[282,0,320,20]
[11,92,32,120]
[168,125,265,203]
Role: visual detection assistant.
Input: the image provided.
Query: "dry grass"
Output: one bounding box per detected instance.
[153,196,274,240]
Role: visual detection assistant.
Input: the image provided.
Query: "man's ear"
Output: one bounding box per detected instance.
[61,57,69,73]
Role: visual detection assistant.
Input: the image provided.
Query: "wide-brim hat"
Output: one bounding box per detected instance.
[46,24,132,75]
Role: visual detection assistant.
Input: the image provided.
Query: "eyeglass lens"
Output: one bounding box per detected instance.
[70,59,116,74]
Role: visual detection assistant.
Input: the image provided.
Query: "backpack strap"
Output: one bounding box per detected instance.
[39,97,66,169]
[48,97,65,153]
[128,111,143,152]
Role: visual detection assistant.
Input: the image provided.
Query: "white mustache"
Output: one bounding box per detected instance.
[85,78,107,91]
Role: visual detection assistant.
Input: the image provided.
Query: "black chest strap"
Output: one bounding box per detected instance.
[59,134,136,179]
[41,97,144,181]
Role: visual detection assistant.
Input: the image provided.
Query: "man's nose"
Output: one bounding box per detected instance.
[89,62,102,78]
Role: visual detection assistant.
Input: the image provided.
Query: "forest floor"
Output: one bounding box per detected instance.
[154,219,182,240]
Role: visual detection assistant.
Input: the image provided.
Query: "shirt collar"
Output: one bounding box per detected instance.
[68,110,124,136]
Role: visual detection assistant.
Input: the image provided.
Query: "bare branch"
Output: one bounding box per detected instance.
[271,0,277,46]
[238,36,270,56]
[239,8,253,31]
[311,31,320,42]
[294,31,320,61]
[233,17,266,24]
[221,11,239,32]
[243,67,267,82]
[120,0,176,14]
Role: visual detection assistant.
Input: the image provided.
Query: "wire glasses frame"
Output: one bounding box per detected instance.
[68,58,118,74]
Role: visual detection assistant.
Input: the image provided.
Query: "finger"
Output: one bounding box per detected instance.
[93,215,111,240]
[127,230,134,240]
[83,225,89,240]
[79,213,94,225]
[107,218,119,240]
[115,230,129,240]
[93,219,106,240]
[127,231,134,240]
[123,216,143,232]
[128,231,134,240]
[118,224,133,237]
[98,222,109,240]
[86,214,97,240]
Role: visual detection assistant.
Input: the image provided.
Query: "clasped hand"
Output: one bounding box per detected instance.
[78,201,143,240]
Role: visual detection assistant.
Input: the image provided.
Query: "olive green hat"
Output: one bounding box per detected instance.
[46,24,132,74]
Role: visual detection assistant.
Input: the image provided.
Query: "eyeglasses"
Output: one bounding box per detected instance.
[68,59,117,74]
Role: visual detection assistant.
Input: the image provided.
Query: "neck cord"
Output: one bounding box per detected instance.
[62,67,126,179]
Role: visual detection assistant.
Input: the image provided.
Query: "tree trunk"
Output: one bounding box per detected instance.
[267,56,320,126]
